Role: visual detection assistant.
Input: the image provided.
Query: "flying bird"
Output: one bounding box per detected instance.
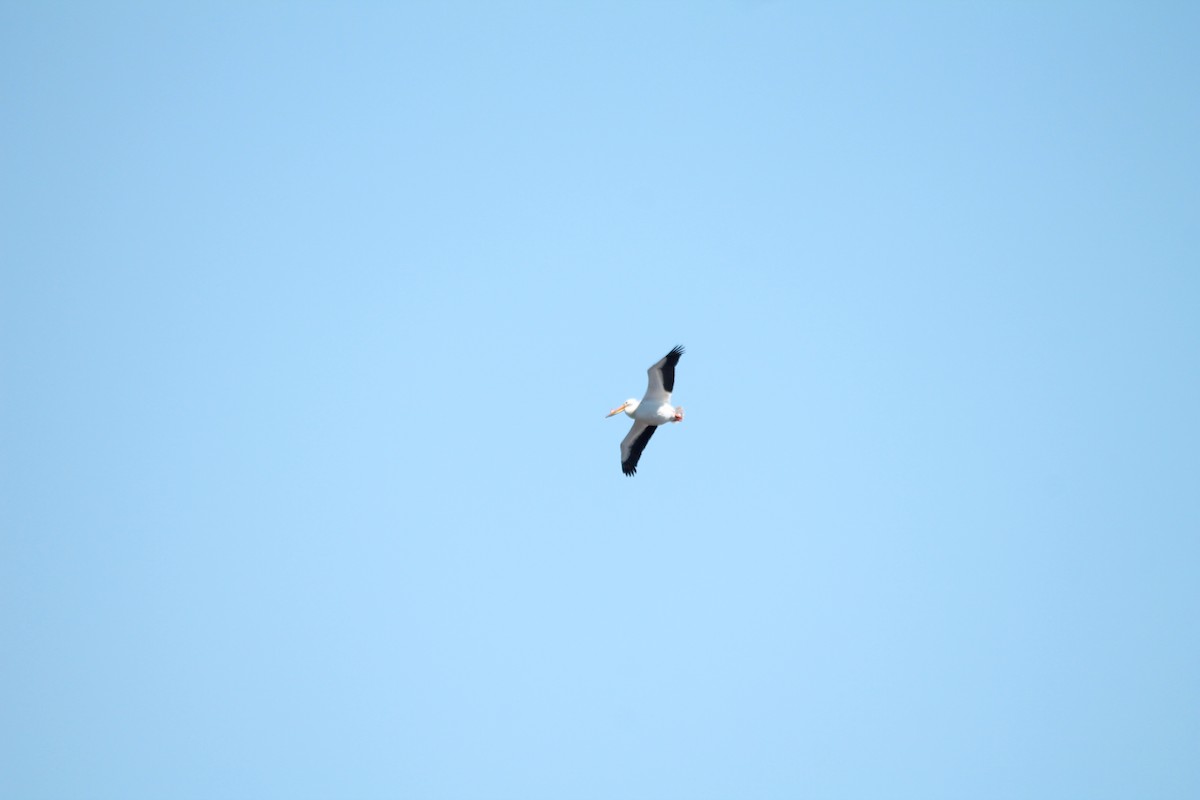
[606,345,685,476]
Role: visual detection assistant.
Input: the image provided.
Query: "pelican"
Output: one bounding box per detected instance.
[606,345,685,476]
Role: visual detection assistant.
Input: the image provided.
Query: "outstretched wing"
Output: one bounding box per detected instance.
[619,422,657,476]
[643,345,685,405]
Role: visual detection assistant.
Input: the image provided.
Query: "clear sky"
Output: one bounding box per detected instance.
[2,3,1198,798]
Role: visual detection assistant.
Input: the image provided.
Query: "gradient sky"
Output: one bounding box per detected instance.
[3,3,1198,798]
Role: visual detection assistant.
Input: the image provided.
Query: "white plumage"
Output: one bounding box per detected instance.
[606,346,685,476]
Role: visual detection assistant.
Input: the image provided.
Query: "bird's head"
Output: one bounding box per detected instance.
[606,399,639,418]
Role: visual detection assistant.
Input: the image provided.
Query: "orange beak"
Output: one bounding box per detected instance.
[606,402,629,418]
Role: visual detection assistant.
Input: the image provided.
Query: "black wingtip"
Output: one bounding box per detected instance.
[659,346,685,393]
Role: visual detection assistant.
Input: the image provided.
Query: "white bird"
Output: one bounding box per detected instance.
[606,345,685,476]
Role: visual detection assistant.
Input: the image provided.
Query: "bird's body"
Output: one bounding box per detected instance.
[630,399,679,426]
[606,345,685,476]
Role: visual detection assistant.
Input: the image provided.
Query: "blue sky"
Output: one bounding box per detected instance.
[2,3,1198,798]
